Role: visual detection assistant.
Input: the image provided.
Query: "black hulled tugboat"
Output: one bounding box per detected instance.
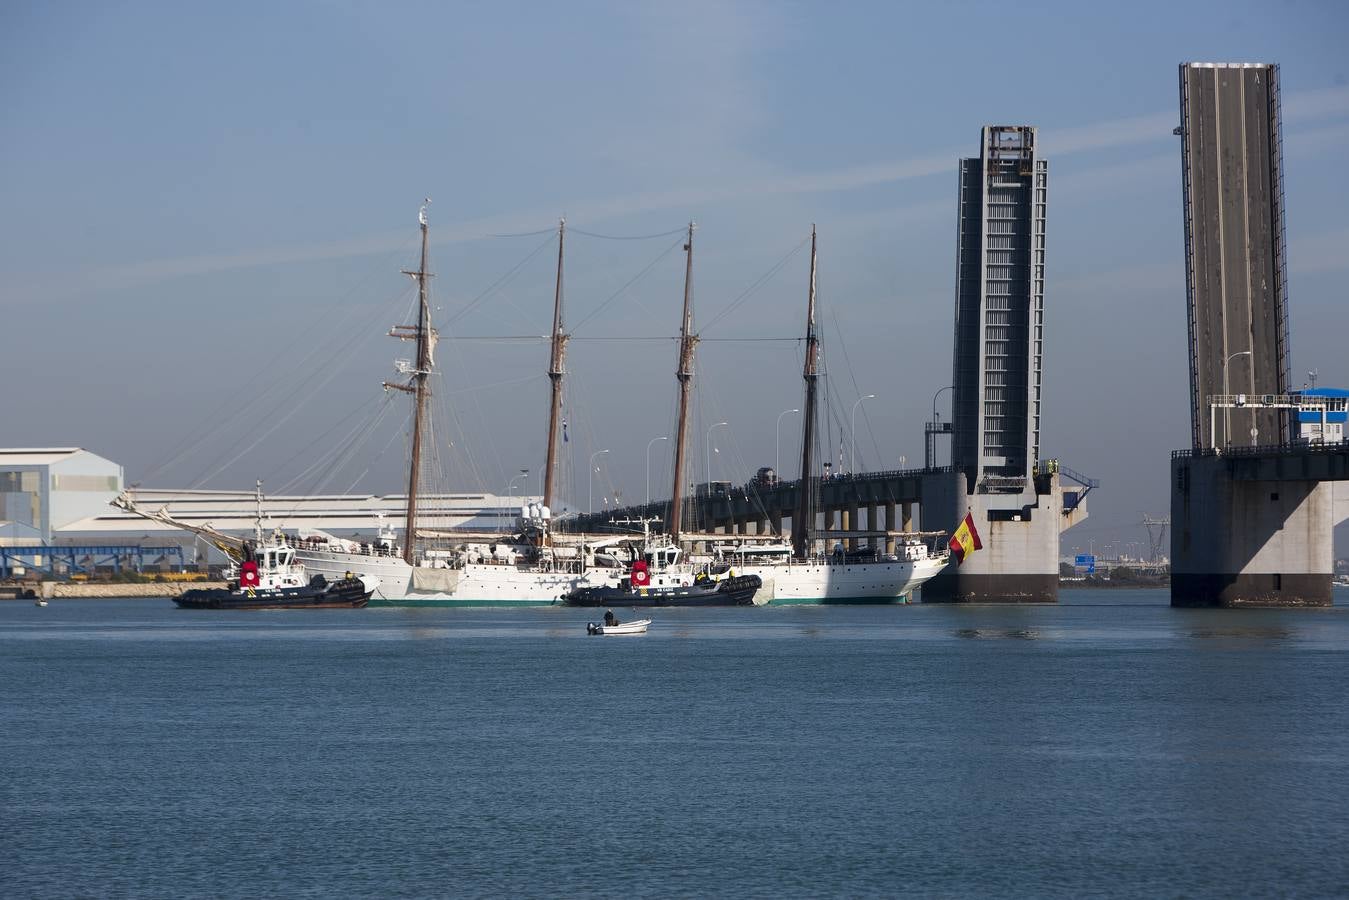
[566,554,761,608]
[169,481,377,610]
[175,539,375,610]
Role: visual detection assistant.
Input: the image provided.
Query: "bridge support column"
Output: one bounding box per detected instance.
[919,470,1078,603]
[1171,455,1333,607]
[865,503,878,551]
[902,502,913,532]
[884,502,897,555]
[770,511,782,538]
[841,507,853,551]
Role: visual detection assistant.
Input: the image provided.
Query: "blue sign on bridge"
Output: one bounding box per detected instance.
[1074,554,1096,574]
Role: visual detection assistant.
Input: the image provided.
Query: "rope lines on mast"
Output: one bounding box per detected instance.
[700,236,811,333]
[270,392,394,495]
[443,233,557,327]
[281,398,402,504]
[339,407,412,497]
[184,298,405,490]
[135,235,420,487]
[568,226,689,241]
[569,236,686,333]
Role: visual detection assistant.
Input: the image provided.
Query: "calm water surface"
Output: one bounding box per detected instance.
[3,588,1348,898]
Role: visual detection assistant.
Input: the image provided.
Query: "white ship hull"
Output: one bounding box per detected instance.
[293,546,620,606]
[734,554,949,605]
[295,544,948,606]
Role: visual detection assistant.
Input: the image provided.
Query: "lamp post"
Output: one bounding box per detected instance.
[507,468,530,509]
[1222,349,1253,448]
[850,394,875,474]
[646,436,668,505]
[706,421,728,486]
[932,385,953,423]
[775,408,799,479]
[588,449,608,514]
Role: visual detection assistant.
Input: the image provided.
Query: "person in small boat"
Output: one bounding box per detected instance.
[604,609,618,627]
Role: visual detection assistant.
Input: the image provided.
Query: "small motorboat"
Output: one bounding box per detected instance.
[586,618,651,636]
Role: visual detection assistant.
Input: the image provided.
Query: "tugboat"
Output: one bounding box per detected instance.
[113,480,378,610]
[175,481,375,610]
[566,558,761,608]
[175,538,376,610]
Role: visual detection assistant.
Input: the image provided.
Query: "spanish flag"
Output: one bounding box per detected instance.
[949,511,983,564]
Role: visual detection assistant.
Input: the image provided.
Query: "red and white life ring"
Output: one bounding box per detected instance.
[630,560,650,587]
[239,560,261,588]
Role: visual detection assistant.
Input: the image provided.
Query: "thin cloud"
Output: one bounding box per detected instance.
[19,85,1349,300]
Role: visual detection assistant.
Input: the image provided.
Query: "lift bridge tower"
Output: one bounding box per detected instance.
[1171,62,1349,607]
[922,125,1088,603]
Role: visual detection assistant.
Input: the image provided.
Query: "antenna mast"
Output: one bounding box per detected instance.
[792,226,820,559]
[543,218,567,514]
[668,222,698,542]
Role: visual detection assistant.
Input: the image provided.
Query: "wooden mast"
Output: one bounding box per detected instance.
[792,226,820,559]
[384,202,434,565]
[668,221,697,542]
[542,218,567,515]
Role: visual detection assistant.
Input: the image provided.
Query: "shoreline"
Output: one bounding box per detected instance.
[1,582,227,599]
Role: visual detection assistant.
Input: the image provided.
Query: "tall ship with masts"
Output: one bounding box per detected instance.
[293,208,945,605]
[290,206,624,606]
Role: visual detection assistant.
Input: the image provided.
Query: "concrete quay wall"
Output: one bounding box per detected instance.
[0,582,227,599]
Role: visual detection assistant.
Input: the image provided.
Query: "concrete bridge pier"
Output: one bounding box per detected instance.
[1171,454,1335,607]
[919,470,1086,603]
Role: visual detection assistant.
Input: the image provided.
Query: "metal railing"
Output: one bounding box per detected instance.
[1172,438,1349,460]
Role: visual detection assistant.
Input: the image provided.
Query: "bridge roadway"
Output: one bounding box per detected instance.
[566,466,950,551]
[1171,440,1349,607]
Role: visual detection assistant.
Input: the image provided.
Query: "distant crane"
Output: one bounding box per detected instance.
[1143,515,1170,563]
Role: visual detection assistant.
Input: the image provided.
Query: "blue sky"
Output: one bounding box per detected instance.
[3,0,1347,553]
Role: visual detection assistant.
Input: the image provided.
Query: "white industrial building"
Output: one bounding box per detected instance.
[1,447,529,568]
[0,449,124,544]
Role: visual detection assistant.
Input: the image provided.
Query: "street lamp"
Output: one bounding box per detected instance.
[932,385,953,423]
[850,394,875,474]
[588,449,609,514]
[646,436,668,505]
[706,421,729,486]
[1222,349,1253,448]
[776,408,799,479]
[507,468,530,509]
